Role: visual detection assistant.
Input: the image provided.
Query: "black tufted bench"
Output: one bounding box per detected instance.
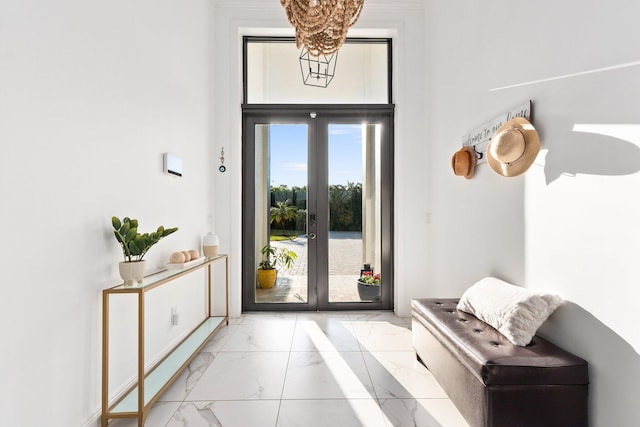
[411,298,588,427]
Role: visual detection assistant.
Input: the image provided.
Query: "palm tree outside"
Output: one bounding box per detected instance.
[270,199,298,236]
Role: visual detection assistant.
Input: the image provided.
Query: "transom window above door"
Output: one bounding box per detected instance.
[244,37,391,104]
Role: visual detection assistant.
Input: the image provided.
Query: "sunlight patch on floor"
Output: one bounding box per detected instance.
[301,320,393,425]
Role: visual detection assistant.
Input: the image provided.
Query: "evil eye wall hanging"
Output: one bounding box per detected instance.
[219,147,226,172]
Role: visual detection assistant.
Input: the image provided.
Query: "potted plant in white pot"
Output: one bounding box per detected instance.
[257,244,297,289]
[112,216,178,285]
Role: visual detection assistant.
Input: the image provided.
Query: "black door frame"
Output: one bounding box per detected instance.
[242,104,394,312]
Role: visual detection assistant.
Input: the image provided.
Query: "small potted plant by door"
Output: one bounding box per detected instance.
[357,271,381,301]
[257,244,297,289]
[112,216,178,285]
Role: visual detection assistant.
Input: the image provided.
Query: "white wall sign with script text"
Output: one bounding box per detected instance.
[462,100,532,164]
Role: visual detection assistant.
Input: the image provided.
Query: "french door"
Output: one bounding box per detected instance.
[242,105,394,311]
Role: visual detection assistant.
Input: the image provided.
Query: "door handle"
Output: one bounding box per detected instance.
[308,233,317,240]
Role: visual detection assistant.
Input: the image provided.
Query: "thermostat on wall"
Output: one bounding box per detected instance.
[163,153,183,177]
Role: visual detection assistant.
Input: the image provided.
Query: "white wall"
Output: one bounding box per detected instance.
[0,1,214,425]
[211,0,428,318]
[424,0,640,425]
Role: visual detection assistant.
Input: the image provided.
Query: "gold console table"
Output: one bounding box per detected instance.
[101,254,228,427]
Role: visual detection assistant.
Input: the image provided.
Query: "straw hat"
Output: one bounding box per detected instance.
[487,117,540,177]
[451,146,476,179]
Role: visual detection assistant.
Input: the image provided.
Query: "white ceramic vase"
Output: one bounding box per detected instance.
[202,233,219,257]
[119,260,146,286]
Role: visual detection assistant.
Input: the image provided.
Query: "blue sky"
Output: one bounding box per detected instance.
[269,124,363,187]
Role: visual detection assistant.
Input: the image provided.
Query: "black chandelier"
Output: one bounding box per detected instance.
[299,47,338,88]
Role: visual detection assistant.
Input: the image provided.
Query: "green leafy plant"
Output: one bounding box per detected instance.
[258,244,297,270]
[359,271,381,286]
[112,216,178,262]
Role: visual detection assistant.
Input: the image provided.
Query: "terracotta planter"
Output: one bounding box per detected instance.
[357,279,381,301]
[119,260,146,286]
[257,269,277,289]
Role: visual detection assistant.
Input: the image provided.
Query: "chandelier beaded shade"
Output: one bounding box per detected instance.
[280,0,365,56]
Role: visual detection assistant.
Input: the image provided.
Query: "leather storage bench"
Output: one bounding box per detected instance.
[411,298,588,427]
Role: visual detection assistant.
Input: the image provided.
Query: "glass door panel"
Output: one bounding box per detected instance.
[254,124,309,304]
[327,123,382,303]
[243,108,393,312]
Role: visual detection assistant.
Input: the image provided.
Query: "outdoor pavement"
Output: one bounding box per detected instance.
[255,231,374,303]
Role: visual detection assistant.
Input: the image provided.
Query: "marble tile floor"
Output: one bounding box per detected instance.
[109,312,469,427]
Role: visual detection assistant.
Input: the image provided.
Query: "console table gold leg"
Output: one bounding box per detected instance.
[101,290,109,427]
[225,256,229,324]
